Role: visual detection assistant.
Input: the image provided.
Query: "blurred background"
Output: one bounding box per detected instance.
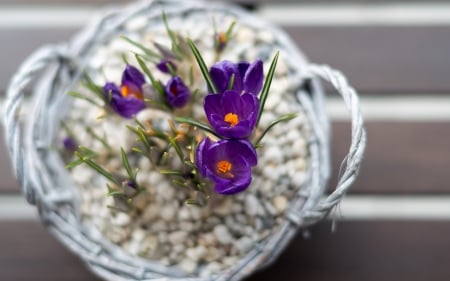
[1,0,450,280]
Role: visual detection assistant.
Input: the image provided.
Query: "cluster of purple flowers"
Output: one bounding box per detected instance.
[196,59,263,195]
[103,64,190,119]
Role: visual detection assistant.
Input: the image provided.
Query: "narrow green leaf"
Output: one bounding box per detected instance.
[174,117,221,139]
[121,35,160,59]
[227,73,235,90]
[187,38,218,93]
[254,113,297,146]
[75,151,119,185]
[166,135,184,162]
[160,170,185,177]
[82,71,104,100]
[256,51,279,127]
[67,91,102,107]
[121,148,134,180]
[135,54,166,101]
[225,21,236,39]
[65,158,84,169]
[86,127,111,150]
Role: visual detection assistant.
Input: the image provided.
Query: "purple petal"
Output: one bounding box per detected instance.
[210,61,242,93]
[62,137,77,152]
[196,137,212,177]
[237,61,250,81]
[103,82,121,99]
[241,93,260,126]
[122,65,146,88]
[243,59,263,95]
[214,167,251,195]
[165,76,190,108]
[231,140,257,166]
[204,93,224,119]
[110,95,146,119]
[156,59,176,74]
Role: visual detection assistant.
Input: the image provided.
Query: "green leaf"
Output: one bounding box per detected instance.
[86,127,111,150]
[160,169,185,177]
[225,21,236,39]
[74,151,119,185]
[82,71,104,100]
[65,158,84,169]
[174,117,221,139]
[254,113,297,146]
[121,35,160,59]
[67,91,102,107]
[121,148,134,181]
[135,54,166,102]
[256,51,279,127]
[227,73,235,90]
[187,38,218,93]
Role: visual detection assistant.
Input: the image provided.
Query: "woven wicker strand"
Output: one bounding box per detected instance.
[3,1,366,280]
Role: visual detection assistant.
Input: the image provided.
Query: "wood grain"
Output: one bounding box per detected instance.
[1,26,450,94]
[2,121,450,194]
[2,221,450,281]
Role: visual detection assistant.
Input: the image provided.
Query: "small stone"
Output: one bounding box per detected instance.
[292,172,306,187]
[111,213,130,226]
[245,194,262,216]
[178,206,191,221]
[199,233,217,247]
[186,245,207,261]
[213,224,233,245]
[142,203,161,222]
[213,197,233,216]
[161,204,177,221]
[168,231,188,245]
[273,196,288,214]
[180,258,198,274]
[234,236,253,254]
[200,262,222,277]
[263,201,278,216]
[264,146,284,164]
[258,30,275,44]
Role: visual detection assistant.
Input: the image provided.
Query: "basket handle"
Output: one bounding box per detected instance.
[3,44,69,205]
[292,64,367,227]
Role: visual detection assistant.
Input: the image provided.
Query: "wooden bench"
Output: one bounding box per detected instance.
[2,0,450,280]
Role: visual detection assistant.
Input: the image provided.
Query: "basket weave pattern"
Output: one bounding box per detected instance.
[3,1,366,280]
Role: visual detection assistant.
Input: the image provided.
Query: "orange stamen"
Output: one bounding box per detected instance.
[217,160,232,175]
[224,113,239,127]
[121,85,143,100]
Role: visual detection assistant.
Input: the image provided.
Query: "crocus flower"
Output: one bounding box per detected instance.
[209,59,263,95]
[62,136,77,152]
[204,90,259,139]
[165,76,190,108]
[196,138,257,195]
[156,59,177,74]
[103,65,146,118]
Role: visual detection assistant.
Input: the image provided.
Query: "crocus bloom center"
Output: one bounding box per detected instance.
[170,84,179,96]
[217,160,233,176]
[121,85,143,100]
[224,113,239,127]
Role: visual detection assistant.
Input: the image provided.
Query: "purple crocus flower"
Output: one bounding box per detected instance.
[196,138,257,195]
[209,59,263,95]
[156,59,177,74]
[165,76,190,108]
[62,136,77,152]
[204,90,259,139]
[103,65,146,118]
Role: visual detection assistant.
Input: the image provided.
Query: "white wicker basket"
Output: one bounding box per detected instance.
[3,0,366,280]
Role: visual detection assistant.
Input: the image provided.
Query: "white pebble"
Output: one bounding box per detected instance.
[186,245,207,261]
[160,204,177,221]
[180,258,198,274]
[213,225,234,245]
[245,194,263,216]
[234,236,253,254]
[273,196,288,214]
[168,231,188,245]
[111,213,130,226]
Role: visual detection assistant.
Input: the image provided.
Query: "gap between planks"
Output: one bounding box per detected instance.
[3,195,450,221]
[2,3,450,28]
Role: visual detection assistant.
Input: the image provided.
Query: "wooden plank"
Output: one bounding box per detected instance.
[1,26,450,94]
[2,221,450,281]
[2,121,450,194]
[331,121,450,194]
